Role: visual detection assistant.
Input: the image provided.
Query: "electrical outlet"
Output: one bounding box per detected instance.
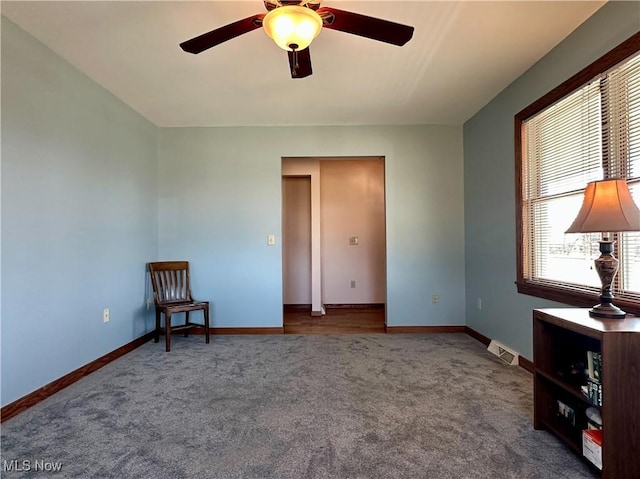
[432,295,439,304]
[146,298,152,310]
[103,308,110,323]
[268,234,276,245]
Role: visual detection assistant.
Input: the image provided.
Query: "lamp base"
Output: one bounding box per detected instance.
[590,240,626,319]
[589,302,626,319]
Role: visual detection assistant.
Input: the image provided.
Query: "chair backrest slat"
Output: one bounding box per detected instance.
[148,261,193,305]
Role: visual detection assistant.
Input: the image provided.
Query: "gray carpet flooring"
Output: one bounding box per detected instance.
[1,333,597,478]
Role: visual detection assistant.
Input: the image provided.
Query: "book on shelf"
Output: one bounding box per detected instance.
[586,351,602,383]
[556,399,576,426]
[585,407,602,430]
[581,378,602,407]
[582,428,603,470]
[584,351,602,407]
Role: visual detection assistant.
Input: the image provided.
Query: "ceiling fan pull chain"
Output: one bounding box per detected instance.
[291,47,299,75]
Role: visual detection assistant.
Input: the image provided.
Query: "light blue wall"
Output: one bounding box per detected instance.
[463,1,640,359]
[157,125,465,328]
[1,17,159,406]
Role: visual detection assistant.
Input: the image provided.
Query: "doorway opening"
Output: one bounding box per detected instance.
[281,157,386,333]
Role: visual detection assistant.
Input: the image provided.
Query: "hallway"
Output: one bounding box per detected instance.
[283,306,385,334]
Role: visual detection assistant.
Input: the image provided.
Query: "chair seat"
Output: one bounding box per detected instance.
[158,301,208,313]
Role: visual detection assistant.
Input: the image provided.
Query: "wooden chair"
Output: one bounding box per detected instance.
[148,261,210,352]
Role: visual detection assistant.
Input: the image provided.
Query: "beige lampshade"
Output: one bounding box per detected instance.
[262,6,323,51]
[565,179,640,233]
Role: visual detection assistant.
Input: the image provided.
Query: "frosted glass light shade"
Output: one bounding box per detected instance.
[262,6,323,51]
[566,179,640,233]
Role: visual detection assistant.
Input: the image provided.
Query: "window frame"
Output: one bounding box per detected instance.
[515,32,640,314]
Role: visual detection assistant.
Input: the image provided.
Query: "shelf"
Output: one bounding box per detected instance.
[539,418,582,454]
[533,308,640,479]
[535,370,593,405]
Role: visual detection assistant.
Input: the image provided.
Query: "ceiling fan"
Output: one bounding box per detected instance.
[180,0,414,79]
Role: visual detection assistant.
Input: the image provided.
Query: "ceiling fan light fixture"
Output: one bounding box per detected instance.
[262,6,323,51]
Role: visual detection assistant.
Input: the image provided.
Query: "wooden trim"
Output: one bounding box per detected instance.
[164,326,285,335]
[464,326,491,346]
[323,303,385,309]
[514,112,525,284]
[1,332,155,423]
[515,32,640,122]
[518,355,534,373]
[386,325,465,334]
[211,327,284,335]
[283,304,311,313]
[516,281,640,317]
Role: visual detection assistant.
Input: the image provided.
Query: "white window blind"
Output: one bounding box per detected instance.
[521,50,640,300]
[609,53,640,295]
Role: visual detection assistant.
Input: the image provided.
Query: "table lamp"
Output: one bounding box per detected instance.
[565,179,640,318]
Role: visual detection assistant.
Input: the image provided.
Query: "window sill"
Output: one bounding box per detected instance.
[516,281,640,317]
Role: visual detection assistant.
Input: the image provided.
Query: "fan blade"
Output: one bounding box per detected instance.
[288,48,313,79]
[317,7,413,46]
[180,14,264,54]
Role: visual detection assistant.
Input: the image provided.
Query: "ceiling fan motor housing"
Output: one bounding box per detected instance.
[262,5,323,51]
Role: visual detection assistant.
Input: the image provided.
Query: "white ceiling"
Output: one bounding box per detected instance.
[1,0,605,127]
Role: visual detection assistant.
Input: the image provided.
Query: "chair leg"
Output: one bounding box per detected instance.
[165,311,172,352]
[155,309,161,343]
[204,305,210,344]
[185,311,190,337]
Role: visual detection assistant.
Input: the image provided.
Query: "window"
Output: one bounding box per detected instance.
[515,33,640,313]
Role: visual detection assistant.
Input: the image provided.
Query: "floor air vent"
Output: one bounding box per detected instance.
[487,340,519,366]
